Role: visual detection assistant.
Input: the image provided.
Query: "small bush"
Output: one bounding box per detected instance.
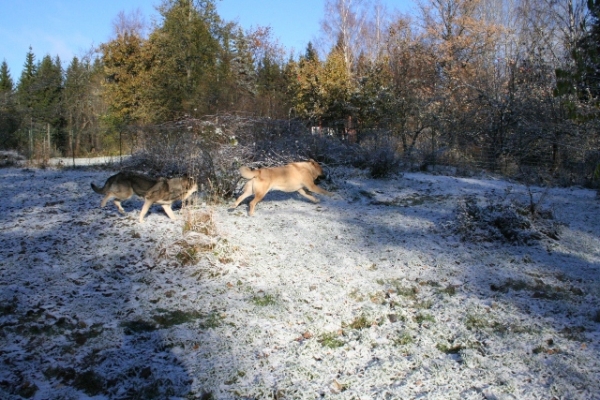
[355,135,402,178]
[0,150,25,167]
[448,194,560,244]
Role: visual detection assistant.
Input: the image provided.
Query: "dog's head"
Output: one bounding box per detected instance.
[182,175,198,193]
[309,159,329,181]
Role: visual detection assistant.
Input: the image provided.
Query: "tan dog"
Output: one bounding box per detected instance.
[139,176,198,222]
[232,159,332,215]
[91,172,158,214]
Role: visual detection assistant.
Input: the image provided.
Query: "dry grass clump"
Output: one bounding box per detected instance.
[154,208,237,266]
[182,209,217,236]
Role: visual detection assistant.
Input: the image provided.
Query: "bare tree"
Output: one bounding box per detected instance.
[360,0,393,62]
[320,0,370,75]
[112,8,147,39]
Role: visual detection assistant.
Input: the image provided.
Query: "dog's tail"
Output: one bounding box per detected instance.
[239,166,258,180]
[90,182,106,194]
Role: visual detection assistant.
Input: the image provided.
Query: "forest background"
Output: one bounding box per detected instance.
[2,0,600,188]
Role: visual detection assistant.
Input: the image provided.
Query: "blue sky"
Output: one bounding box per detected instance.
[0,0,413,80]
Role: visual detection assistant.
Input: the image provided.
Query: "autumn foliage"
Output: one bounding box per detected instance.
[1,0,600,185]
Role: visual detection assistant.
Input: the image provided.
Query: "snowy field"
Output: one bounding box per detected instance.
[0,163,599,399]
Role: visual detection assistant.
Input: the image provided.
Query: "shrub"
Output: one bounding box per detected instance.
[448,193,561,244]
[355,135,402,178]
[0,150,25,167]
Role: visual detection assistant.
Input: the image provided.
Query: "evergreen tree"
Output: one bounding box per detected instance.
[305,41,319,62]
[292,43,324,122]
[64,56,91,155]
[142,0,222,120]
[256,54,289,117]
[0,60,20,149]
[15,48,38,155]
[16,47,37,112]
[231,27,257,97]
[0,61,13,93]
[35,55,64,126]
[100,31,146,124]
[34,55,66,152]
[319,48,353,128]
[353,56,393,129]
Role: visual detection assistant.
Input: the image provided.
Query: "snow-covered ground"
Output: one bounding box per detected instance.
[46,155,130,167]
[0,164,599,399]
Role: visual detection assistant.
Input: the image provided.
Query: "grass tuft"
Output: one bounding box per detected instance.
[318,332,345,348]
[251,293,277,307]
[346,314,373,330]
[393,331,414,346]
[414,313,435,325]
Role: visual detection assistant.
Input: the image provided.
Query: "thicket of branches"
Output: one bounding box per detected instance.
[2,0,600,187]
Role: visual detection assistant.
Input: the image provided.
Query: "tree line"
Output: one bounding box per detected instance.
[1,0,600,181]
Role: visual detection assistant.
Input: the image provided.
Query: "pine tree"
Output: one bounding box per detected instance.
[35,55,64,126]
[0,61,13,93]
[100,31,146,124]
[256,54,289,117]
[28,55,65,156]
[64,56,90,155]
[320,47,353,128]
[0,60,20,149]
[305,42,319,62]
[292,42,324,122]
[142,0,222,120]
[16,47,37,112]
[14,48,38,156]
[231,27,257,97]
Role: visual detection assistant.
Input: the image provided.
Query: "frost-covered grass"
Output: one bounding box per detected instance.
[0,165,599,399]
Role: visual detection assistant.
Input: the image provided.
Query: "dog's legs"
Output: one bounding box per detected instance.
[304,183,333,197]
[139,199,153,222]
[232,181,254,209]
[297,188,319,203]
[113,200,126,214]
[248,190,266,216]
[161,204,177,220]
[100,194,113,208]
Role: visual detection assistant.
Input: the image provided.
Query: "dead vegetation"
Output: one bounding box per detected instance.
[447,188,562,244]
[155,208,238,268]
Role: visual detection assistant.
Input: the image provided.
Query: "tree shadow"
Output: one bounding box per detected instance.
[0,167,198,398]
